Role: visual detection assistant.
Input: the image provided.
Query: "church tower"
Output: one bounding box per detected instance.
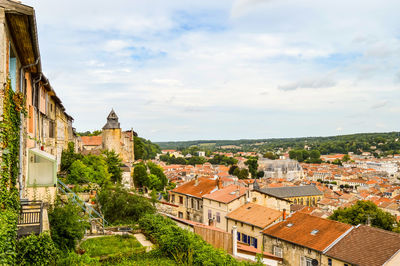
[102,109,122,155]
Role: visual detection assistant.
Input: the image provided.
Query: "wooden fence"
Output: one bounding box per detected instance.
[193,225,232,254]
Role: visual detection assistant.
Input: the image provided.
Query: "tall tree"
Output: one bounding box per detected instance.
[245,158,258,178]
[133,164,148,188]
[103,150,123,183]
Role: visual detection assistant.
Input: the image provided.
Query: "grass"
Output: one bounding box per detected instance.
[80,235,145,258]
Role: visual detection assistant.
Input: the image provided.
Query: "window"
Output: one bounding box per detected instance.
[242,234,248,244]
[253,238,258,249]
[252,226,254,231]
[178,212,183,218]
[237,232,240,241]
[300,257,314,266]
[216,212,220,223]
[328,258,332,266]
[273,246,282,258]
[49,121,55,138]
[171,194,175,203]
[208,210,212,219]
[179,196,183,204]
[9,44,17,91]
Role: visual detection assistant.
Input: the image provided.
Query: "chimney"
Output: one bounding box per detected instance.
[235,189,240,196]
[195,176,199,186]
[282,208,286,221]
[218,178,223,189]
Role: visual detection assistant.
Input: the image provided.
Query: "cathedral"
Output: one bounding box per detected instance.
[80,109,137,163]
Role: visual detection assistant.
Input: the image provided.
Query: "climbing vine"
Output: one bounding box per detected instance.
[0,79,23,211]
[0,79,24,265]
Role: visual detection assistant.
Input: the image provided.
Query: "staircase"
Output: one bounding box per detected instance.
[57,179,108,234]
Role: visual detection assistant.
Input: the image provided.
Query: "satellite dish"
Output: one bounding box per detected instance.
[311,259,319,266]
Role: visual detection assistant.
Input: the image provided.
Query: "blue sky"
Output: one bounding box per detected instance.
[24,0,400,141]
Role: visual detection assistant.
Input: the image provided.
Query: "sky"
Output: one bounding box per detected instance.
[24,0,400,141]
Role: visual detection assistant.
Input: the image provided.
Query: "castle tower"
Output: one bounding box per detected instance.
[102,109,122,155]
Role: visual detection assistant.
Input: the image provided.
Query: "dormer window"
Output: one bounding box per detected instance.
[286,223,294,228]
[311,229,319,235]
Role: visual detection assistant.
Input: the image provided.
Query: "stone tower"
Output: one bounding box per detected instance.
[102,109,122,155]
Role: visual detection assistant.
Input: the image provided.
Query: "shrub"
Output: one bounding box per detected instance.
[0,210,18,265]
[16,232,58,265]
[139,214,248,265]
[57,251,99,266]
[49,199,89,251]
[98,186,155,224]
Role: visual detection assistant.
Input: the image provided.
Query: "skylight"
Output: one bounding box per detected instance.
[286,223,293,227]
[311,229,319,235]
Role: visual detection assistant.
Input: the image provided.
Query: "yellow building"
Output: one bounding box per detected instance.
[254,185,323,207]
[202,184,248,231]
[227,203,282,250]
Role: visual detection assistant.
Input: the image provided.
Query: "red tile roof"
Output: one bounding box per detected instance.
[81,135,102,146]
[262,212,352,252]
[226,203,282,228]
[326,225,400,266]
[171,177,218,198]
[203,184,247,204]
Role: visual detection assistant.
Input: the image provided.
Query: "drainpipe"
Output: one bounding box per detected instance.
[18,57,40,199]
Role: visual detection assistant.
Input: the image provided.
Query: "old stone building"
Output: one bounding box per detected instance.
[81,109,136,163]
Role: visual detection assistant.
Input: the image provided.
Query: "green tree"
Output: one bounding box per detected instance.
[82,155,111,186]
[49,199,88,251]
[228,165,238,175]
[16,233,58,265]
[237,169,249,179]
[233,167,241,177]
[263,152,277,160]
[133,164,148,188]
[245,158,258,178]
[329,201,399,232]
[98,186,156,224]
[103,150,123,183]
[148,162,168,190]
[187,156,207,165]
[61,142,83,174]
[342,154,351,162]
[67,160,90,184]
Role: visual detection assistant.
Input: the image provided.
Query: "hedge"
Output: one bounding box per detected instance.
[138,214,252,266]
[0,210,18,265]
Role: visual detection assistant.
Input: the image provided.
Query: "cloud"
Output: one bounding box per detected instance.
[370,100,389,109]
[231,0,273,18]
[278,77,337,91]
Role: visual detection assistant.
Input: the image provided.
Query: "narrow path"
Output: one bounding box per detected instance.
[133,233,154,251]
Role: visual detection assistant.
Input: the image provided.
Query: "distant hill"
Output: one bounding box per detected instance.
[155,132,400,156]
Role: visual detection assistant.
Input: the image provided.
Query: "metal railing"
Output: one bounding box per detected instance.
[56,179,108,231]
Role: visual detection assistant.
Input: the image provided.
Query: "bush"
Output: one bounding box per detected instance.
[49,199,89,251]
[138,214,248,265]
[16,232,58,265]
[0,210,18,265]
[98,186,155,224]
[57,251,99,266]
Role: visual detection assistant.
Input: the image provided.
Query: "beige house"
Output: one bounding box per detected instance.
[227,203,282,250]
[170,177,219,222]
[202,184,248,231]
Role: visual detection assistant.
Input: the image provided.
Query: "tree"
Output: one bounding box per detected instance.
[49,199,88,251]
[133,164,148,188]
[233,167,240,177]
[148,163,168,190]
[61,142,83,174]
[82,154,111,186]
[245,158,258,178]
[16,233,58,265]
[263,152,277,160]
[257,171,265,178]
[67,160,90,184]
[342,154,351,162]
[103,150,123,183]
[98,186,156,224]
[187,156,207,165]
[229,165,238,175]
[237,169,249,179]
[329,201,399,232]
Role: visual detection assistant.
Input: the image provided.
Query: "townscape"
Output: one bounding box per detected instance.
[1,0,400,266]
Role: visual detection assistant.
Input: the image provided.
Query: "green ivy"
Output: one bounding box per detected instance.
[0,79,23,211]
[16,232,58,265]
[0,79,24,265]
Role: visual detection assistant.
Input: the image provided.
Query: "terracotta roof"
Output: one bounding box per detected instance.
[203,184,247,204]
[81,135,102,146]
[326,225,400,266]
[226,203,282,228]
[262,212,352,252]
[171,177,218,198]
